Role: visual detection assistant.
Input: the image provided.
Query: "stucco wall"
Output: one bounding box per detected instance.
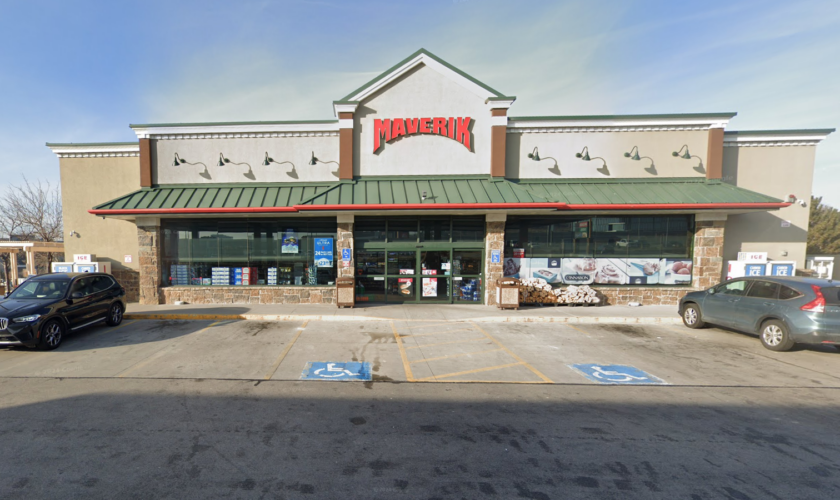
[152,136,340,184]
[721,145,815,273]
[59,156,141,272]
[354,64,492,177]
[506,130,710,179]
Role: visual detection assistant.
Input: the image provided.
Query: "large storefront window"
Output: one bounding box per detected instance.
[162,218,337,286]
[504,215,694,286]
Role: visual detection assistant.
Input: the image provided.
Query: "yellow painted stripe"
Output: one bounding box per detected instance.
[401,321,464,330]
[116,320,222,377]
[413,379,552,384]
[263,320,308,380]
[400,327,475,338]
[405,337,489,350]
[391,321,415,382]
[416,362,525,382]
[469,321,554,383]
[565,323,591,337]
[410,348,504,364]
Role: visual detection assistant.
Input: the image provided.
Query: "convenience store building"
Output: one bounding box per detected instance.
[48,49,833,306]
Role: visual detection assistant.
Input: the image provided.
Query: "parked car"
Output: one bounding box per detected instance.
[0,273,126,350]
[679,276,840,351]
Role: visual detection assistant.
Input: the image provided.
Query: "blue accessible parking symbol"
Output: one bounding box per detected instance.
[301,362,372,381]
[569,364,666,385]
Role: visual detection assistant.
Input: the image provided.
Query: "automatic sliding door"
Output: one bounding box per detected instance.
[420,251,451,302]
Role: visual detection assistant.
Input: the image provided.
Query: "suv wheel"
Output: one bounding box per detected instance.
[106,303,124,326]
[38,320,65,351]
[760,320,795,352]
[682,304,705,329]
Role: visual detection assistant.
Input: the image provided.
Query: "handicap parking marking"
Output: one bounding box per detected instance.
[301,362,372,381]
[569,364,667,385]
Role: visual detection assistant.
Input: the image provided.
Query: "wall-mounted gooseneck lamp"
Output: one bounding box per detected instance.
[624,146,656,175]
[172,153,211,179]
[218,152,254,179]
[575,146,608,174]
[263,152,297,178]
[527,147,560,175]
[672,144,704,173]
[309,151,339,167]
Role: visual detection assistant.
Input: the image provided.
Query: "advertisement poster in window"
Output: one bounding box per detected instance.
[663,259,693,284]
[626,258,664,285]
[314,238,333,267]
[281,229,299,254]
[503,258,526,279]
[398,278,413,296]
[513,248,525,258]
[560,258,596,284]
[528,258,561,283]
[422,277,438,297]
[594,259,629,285]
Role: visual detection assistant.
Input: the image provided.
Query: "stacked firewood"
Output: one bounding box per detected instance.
[518,279,601,305]
[555,285,600,305]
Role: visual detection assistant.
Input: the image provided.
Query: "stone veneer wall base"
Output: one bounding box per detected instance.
[162,286,335,305]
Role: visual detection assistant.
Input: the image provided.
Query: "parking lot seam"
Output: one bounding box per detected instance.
[391,321,415,382]
[416,362,526,382]
[468,321,554,384]
[399,327,475,338]
[263,320,308,380]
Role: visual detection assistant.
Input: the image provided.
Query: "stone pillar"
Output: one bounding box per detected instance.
[336,214,355,278]
[484,213,506,306]
[137,217,162,305]
[692,215,727,290]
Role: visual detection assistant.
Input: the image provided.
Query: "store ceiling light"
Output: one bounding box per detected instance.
[672,145,692,159]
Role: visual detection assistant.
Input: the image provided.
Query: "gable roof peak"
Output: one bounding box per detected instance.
[339,48,513,103]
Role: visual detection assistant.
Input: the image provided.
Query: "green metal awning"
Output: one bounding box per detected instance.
[90,177,787,216]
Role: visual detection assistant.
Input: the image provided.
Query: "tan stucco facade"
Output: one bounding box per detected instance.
[59,156,141,271]
[722,144,817,275]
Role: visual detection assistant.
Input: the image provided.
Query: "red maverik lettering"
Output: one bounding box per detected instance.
[372,117,473,152]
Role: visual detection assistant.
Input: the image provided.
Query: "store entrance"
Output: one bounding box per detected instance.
[354,216,485,304]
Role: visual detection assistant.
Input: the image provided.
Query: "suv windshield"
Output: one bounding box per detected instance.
[7,280,69,300]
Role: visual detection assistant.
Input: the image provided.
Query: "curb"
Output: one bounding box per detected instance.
[124,313,682,325]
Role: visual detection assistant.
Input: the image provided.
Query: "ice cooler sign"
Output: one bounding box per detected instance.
[314,238,333,268]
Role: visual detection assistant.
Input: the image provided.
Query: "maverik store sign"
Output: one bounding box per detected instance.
[373,117,473,152]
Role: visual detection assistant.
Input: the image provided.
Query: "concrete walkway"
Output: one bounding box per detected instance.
[125,302,681,324]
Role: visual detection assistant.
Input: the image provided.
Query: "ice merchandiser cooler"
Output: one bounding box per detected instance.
[73,262,112,274]
[51,262,74,273]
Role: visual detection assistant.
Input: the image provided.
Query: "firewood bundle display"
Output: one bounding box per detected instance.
[518,278,600,305]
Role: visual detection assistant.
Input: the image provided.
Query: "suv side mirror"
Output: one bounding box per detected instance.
[707,288,716,295]
[70,291,84,299]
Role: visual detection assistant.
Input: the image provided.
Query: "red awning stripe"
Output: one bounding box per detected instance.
[88,201,790,216]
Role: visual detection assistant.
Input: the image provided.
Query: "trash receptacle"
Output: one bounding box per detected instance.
[496,278,521,310]
[336,277,355,308]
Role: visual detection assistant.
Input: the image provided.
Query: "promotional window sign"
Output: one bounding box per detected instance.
[513,248,525,258]
[422,277,438,297]
[663,259,694,284]
[398,278,413,297]
[503,257,526,279]
[282,229,299,254]
[529,258,561,283]
[560,258,596,285]
[314,238,334,268]
[626,258,664,285]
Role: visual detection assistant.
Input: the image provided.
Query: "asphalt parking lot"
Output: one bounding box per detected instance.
[1,317,839,387]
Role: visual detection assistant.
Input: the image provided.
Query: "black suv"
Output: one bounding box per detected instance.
[0,273,126,350]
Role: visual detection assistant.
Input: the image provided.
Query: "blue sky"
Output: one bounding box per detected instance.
[2,0,838,203]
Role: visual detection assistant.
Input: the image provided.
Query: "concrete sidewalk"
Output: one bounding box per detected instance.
[125,302,681,324]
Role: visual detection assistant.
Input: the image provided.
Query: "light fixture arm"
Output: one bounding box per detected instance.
[309,151,339,167]
[172,153,208,173]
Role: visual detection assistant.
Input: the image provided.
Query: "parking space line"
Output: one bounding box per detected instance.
[263,320,308,380]
[404,338,488,350]
[564,324,591,337]
[116,320,222,378]
[399,327,475,338]
[401,322,461,331]
[391,321,415,382]
[469,321,554,383]
[416,362,525,381]
[409,347,504,364]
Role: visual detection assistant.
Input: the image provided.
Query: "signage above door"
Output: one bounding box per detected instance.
[373,117,472,153]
